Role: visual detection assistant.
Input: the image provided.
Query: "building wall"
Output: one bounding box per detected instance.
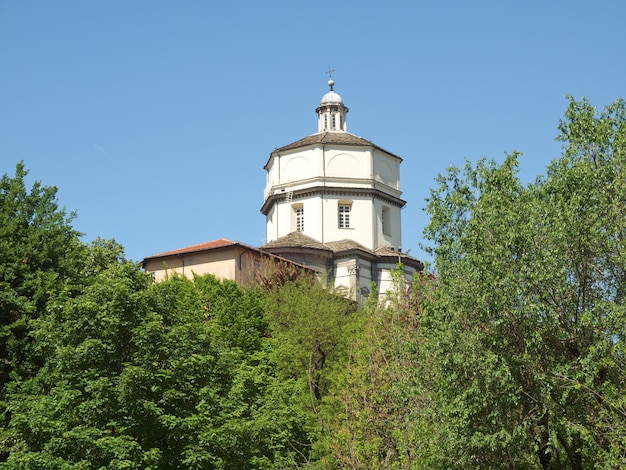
[267,193,403,252]
[265,145,401,195]
[264,144,403,250]
[333,256,374,304]
[143,247,243,283]
[372,198,402,250]
[321,195,374,247]
[372,149,401,191]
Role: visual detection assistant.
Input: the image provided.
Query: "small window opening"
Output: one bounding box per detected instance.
[339,204,351,228]
[382,206,390,235]
[295,206,304,232]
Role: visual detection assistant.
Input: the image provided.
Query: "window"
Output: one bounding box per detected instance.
[339,204,351,228]
[295,206,304,231]
[331,113,336,130]
[382,206,390,235]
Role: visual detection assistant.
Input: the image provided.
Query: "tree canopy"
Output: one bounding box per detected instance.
[2,96,626,468]
[2,269,314,468]
[420,96,626,468]
[0,163,86,391]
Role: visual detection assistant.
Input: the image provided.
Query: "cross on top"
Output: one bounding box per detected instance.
[326,66,336,90]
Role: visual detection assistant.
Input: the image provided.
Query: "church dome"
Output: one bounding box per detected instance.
[321,90,343,104]
[315,77,349,133]
[320,78,343,104]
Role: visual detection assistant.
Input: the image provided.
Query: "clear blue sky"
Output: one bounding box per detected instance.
[1,1,624,264]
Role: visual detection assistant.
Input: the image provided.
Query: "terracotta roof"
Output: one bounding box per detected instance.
[261,232,331,251]
[270,131,402,161]
[143,237,317,273]
[144,238,243,260]
[144,235,423,272]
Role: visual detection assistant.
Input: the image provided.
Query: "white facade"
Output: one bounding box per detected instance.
[260,79,422,302]
[262,81,405,253]
[143,79,421,304]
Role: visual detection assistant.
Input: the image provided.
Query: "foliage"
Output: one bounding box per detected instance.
[420,96,626,468]
[3,96,625,468]
[0,163,86,391]
[263,276,361,466]
[249,254,314,291]
[265,277,358,401]
[1,268,310,468]
[312,268,435,469]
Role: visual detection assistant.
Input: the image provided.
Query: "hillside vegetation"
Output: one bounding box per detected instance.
[1,96,625,468]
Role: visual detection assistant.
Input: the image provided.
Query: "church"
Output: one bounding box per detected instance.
[143,77,423,303]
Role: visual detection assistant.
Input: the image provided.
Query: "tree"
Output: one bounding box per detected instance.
[265,276,357,402]
[315,269,434,469]
[0,163,86,418]
[1,262,156,468]
[1,267,311,468]
[420,97,626,468]
[262,276,360,466]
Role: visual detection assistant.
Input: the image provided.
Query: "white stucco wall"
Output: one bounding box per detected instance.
[264,146,401,196]
[321,195,374,248]
[372,149,401,191]
[264,142,404,249]
[333,258,373,303]
[373,199,402,250]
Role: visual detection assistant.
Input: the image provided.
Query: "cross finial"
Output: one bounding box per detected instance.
[325,66,336,91]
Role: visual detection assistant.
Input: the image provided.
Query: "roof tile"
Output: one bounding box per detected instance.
[273,131,402,160]
[325,239,374,255]
[261,232,330,251]
[144,238,238,259]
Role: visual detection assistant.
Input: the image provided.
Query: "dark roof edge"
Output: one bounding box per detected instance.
[264,131,403,169]
[261,186,406,215]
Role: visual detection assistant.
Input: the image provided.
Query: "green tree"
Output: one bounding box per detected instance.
[263,276,360,466]
[265,277,357,403]
[1,261,156,468]
[421,97,626,468]
[2,266,310,468]
[0,163,86,385]
[314,269,435,469]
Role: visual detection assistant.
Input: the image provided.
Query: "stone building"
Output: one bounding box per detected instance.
[259,78,422,302]
[143,78,422,302]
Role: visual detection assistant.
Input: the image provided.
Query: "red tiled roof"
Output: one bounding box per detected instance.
[143,238,240,260]
[143,238,316,273]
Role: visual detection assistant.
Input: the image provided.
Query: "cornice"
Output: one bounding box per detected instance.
[260,186,406,215]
